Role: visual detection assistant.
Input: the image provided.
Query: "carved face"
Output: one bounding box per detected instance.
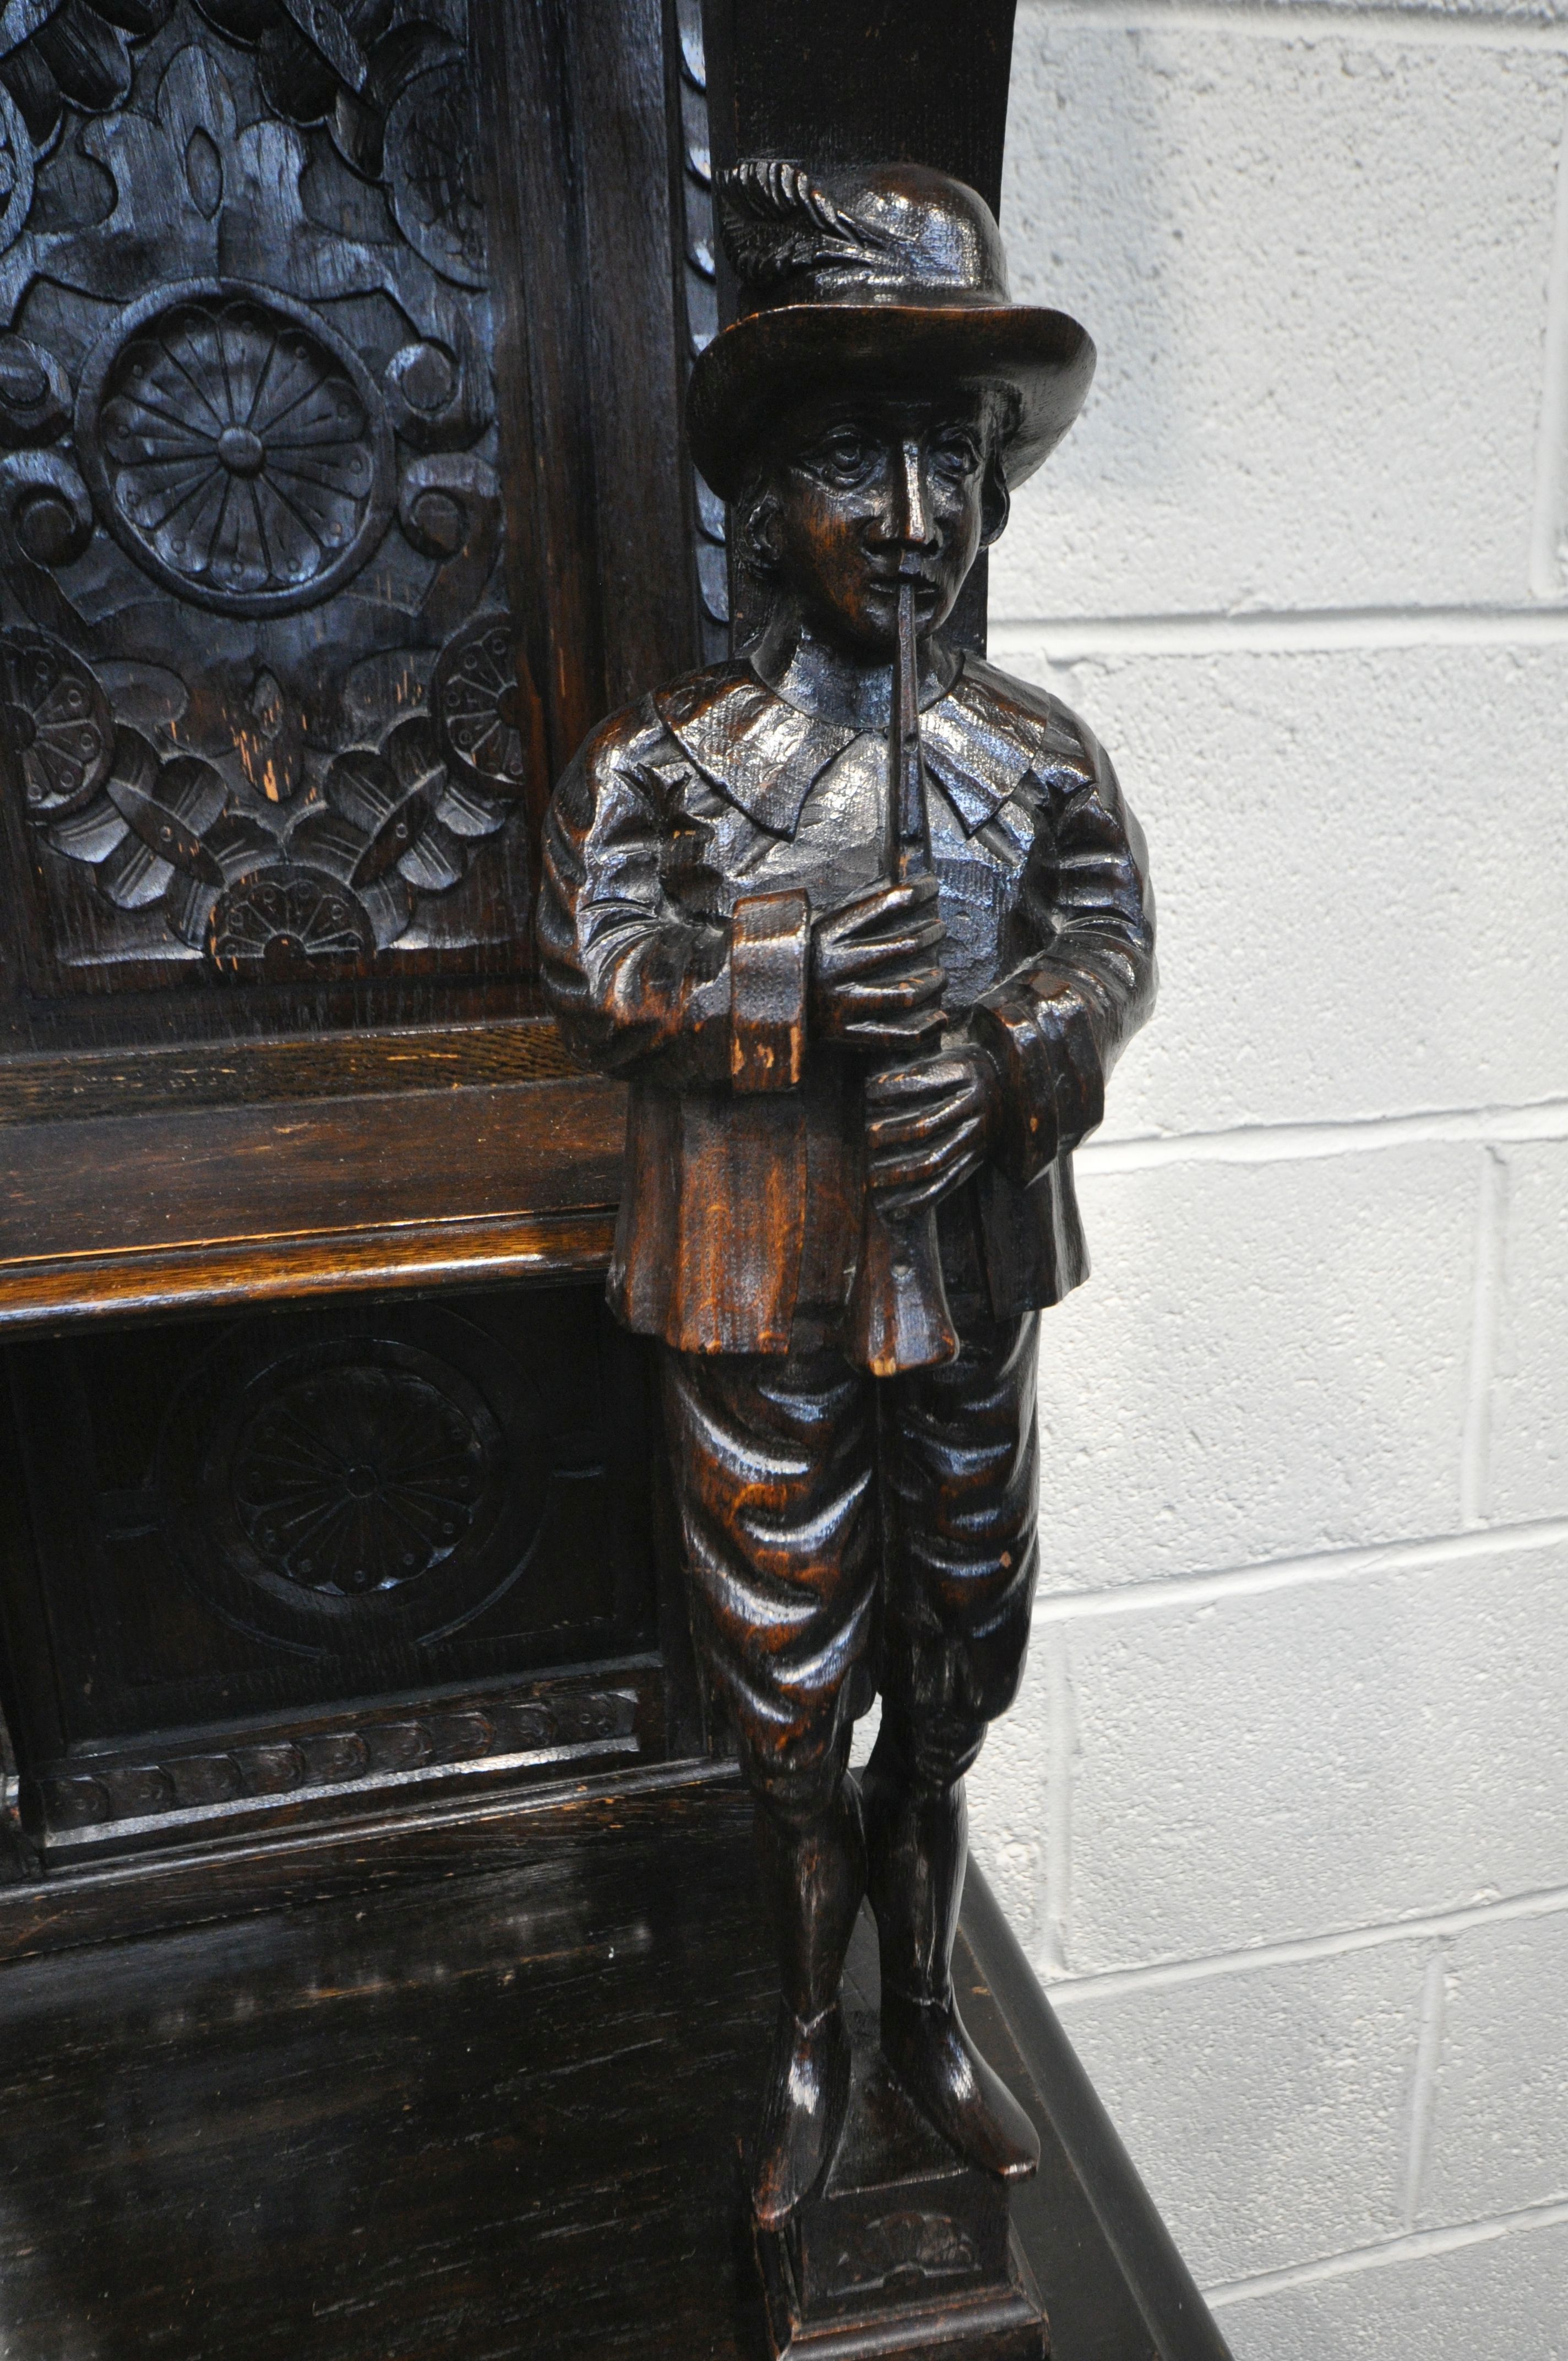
[754,392,1005,652]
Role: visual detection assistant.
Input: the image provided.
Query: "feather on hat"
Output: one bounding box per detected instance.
[686,160,1094,501]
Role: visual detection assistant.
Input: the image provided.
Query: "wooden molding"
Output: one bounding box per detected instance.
[0,1206,619,1330]
[0,1074,626,1328]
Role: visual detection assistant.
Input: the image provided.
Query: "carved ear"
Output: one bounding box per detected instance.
[718,159,890,290]
[732,479,784,579]
[979,451,1011,550]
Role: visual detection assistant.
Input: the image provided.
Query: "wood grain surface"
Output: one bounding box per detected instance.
[0,1775,1226,2361]
[0,1075,625,1325]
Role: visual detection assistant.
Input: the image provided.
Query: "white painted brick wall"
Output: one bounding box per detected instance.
[966,2,1568,2348]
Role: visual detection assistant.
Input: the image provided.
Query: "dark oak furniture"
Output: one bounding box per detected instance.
[0,4,1231,2352]
[0,1773,1231,2361]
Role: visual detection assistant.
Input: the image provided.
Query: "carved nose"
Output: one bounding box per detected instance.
[217,425,266,478]
[895,442,937,546]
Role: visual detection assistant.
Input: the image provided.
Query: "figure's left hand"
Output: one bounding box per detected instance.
[864,1042,1001,1217]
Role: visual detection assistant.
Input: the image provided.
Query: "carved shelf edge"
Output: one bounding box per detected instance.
[0,1016,586,1128]
[36,1664,662,1868]
[0,1206,620,1331]
[0,1068,627,1326]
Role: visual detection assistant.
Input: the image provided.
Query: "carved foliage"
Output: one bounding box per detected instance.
[0,0,531,984]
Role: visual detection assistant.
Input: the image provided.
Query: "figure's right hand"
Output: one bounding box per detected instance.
[809,874,946,1053]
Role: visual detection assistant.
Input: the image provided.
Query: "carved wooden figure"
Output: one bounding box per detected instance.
[564,155,1159,2357]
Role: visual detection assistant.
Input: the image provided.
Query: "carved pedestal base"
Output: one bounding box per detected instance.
[750,2023,1049,2359]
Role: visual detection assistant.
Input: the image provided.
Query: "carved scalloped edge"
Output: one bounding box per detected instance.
[42,1684,642,1834]
[673,0,728,659]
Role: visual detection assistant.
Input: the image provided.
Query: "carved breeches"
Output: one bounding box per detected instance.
[660,1313,1040,1822]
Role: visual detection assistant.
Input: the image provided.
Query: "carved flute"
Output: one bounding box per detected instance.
[845,575,959,1377]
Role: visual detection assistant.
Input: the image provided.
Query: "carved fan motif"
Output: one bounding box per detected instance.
[0,627,112,816]
[230,1362,497,1595]
[81,283,393,614]
[207,865,375,977]
[432,613,529,795]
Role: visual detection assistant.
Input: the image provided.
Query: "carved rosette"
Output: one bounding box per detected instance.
[0,8,532,985]
[79,281,394,616]
[157,1315,551,1652]
[231,1361,496,1595]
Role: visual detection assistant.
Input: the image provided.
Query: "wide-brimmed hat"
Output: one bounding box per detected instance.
[686,160,1095,502]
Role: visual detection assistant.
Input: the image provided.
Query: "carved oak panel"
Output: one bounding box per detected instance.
[0,1281,668,1857]
[0,0,534,994]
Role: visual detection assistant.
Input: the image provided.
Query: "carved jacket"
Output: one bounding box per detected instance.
[538,652,1156,1356]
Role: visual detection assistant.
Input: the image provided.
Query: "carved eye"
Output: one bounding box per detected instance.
[808,428,878,487]
[929,429,982,481]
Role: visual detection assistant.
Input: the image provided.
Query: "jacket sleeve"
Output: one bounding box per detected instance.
[537,711,808,1092]
[969,718,1156,1188]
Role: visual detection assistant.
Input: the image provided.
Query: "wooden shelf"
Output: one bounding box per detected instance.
[0,1070,626,1329]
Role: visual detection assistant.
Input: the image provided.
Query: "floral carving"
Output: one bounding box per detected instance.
[384,62,486,290]
[230,1359,498,1595]
[0,86,34,259]
[46,721,273,942]
[0,17,529,983]
[8,616,521,970]
[206,864,374,976]
[0,624,112,817]
[0,0,164,153]
[431,611,529,797]
[288,706,504,946]
[80,281,394,614]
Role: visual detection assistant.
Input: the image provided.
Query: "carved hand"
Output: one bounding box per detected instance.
[863,1040,1003,1216]
[809,875,946,1054]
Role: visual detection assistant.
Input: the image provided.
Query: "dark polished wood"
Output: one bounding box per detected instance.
[0,1073,624,1325]
[538,143,1155,2314]
[0,17,1222,2357]
[0,0,700,1056]
[700,0,1018,652]
[0,1688,33,1881]
[0,1774,1229,2360]
[0,1275,690,1865]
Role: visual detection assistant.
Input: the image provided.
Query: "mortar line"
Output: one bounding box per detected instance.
[1459,1148,1508,1526]
[987,606,1568,660]
[1078,1097,1568,1174]
[1042,1880,1568,2003]
[1031,1514,1568,1625]
[1402,1946,1450,2230]
[1017,0,1568,52]
[1203,2196,1568,2308]
[1531,86,1568,594]
[1042,1628,1075,1977]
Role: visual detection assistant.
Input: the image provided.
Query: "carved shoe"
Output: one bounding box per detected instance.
[752,1999,852,2231]
[881,1988,1041,2180]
